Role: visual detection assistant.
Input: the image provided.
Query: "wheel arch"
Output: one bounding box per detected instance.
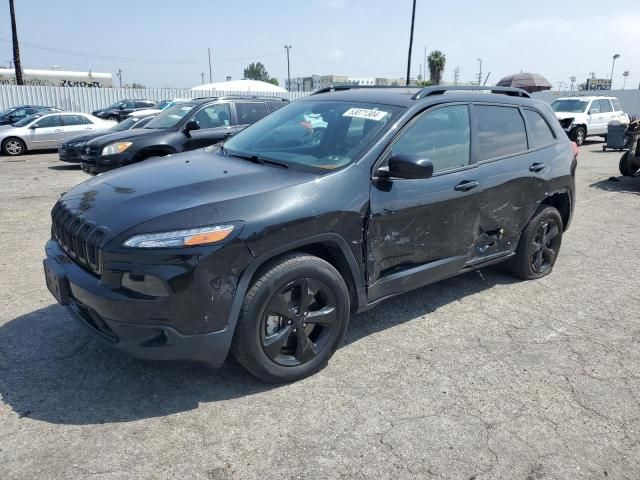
[1,136,27,154]
[227,234,366,332]
[539,188,572,231]
[133,145,176,162]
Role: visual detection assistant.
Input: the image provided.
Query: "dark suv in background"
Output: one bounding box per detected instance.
[79,96,288,174]
[44,86,576,383]
[92,99,155,122]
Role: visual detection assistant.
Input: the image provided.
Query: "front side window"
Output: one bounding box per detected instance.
[235,102,269,125]
[10,108,28,119]
[599,99,612,113]
[392,105,470,174]
[589,101,600,114]
[35,115,63,128]
[63,115,91,126]
[192,103,231,128]
[224,100,400,172]
[475,105,527,161]
[523,109,555,148]
[123,101,135,109]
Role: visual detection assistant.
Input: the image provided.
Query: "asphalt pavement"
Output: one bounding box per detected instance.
[1,142,639,479]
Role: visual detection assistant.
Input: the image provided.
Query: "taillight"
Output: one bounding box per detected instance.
[571,141,579,159]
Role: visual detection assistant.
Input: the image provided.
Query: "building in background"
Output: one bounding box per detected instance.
[583,78,612,91]
[0,68,112,87]
[286,74,410,92]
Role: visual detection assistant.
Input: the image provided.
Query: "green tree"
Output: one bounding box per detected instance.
[243,62,270,82]
[427,50,446,85]
[268,77,279,86]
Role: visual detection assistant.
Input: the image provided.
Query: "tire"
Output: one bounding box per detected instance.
[2,137,26,156]
[106,115,119,122]
[571,126,586,146]
[232,253,350,383]
[509,206,563,280]
[619,152,632,176]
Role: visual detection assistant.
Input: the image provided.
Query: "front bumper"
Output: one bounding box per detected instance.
[58,145,83,163]
[80,151,133,173]
[43,239,248,367]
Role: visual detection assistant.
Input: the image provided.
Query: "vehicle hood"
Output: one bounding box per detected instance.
[57,149,317,239]
[0,125,27,138]
[84,128,164,146]
[554,112,585,120]
[64,130,113,145]
[129,109,161,117]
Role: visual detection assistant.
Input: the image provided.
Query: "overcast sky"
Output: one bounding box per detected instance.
[1,0,639,89]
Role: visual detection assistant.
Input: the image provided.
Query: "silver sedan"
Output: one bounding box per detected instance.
[0,112,116,156]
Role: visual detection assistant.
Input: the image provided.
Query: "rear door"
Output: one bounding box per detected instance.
[587,100,607,135]
[62,114,95,139]
[471,104,554,261]
[599,98,614,126]
[367,104,482,300]
[233,102,271,130]
[28,114,65,148]
[183,102,234,150]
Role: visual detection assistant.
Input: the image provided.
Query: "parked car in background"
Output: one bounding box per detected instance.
[44,85,576,382]
[59,114,157,163]
[127,98,191,119]
[551,96,629,146]
[80,96,289,174]
[0,105,62,126]
[1,112,115,156]
[91,99,155,122]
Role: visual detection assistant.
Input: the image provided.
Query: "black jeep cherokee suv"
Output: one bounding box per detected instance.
[80,96,288,174]
[44,86,576,383]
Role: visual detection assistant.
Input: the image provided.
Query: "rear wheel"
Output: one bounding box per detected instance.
[106,115,119,122]
[232,253,350,383]
[509,206,563,280]
[619,151,640,177]
[2,137,26,156]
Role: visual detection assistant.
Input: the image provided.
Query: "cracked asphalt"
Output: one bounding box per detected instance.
[1,141,639,479]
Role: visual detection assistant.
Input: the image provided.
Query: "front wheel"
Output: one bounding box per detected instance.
[2,137,26,156]
[232,253,350,383]
[509,206,563,280]
[571,126,586,146]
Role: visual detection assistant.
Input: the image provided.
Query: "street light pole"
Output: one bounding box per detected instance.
[208,48,213,83]
[610,53,620,89]
[117,69,122,88]
[284,45,292,91]
[405,0,417,86]
[477,58,483,86]
[622,71,629,90]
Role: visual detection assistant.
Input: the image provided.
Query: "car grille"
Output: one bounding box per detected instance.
[51,202,107,275]
[83,145,100,156]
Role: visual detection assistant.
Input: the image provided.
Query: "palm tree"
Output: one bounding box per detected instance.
[428,51,446,85]
[8,0,24,85]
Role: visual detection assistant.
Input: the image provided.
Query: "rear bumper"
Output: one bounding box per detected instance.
[44,239,240,367]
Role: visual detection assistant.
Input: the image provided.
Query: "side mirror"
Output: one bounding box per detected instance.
[118,105,125,110]
[29,123,39,129]
[381,153,434,179]
[184,120,200,132]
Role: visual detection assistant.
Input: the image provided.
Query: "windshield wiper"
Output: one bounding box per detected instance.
[224,149,288,169]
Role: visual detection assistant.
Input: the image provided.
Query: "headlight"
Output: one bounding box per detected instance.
[102,142,132,156]
[123,224,236,248]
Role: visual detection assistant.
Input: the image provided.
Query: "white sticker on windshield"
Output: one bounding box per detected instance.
[342,108,388,121]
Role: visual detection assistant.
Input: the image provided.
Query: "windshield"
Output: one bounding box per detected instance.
[551,99,589,113]
[144,104,195,129]
[0,108,14,117]
[106,101,124,109]
[223,100,401,172]
[12,113,43,127]
[110,117,140,131]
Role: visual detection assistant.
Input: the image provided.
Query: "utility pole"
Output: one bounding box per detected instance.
[200,72,205,85]
[208,48,213,83]
[8,0,24,85]
[557,81,565,92]
[418,63,422,81]
[477,58,483,86]
[116,69,122,88]
[423,45,427,84]
[405,0,417,86]
[610,53,620,89]
[454,66,460,86]
[284,45,292,91]
[622,71,629,90]
[569,76,576,92]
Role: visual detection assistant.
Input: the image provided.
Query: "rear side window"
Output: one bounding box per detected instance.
[612,99,623,111]
[235,102,269,125]
[63,115,91,126]
[523,109,555,148]
[269,102,287,112]
[392,105,470,174]
[599,99,612,113]
[474,105,527,161]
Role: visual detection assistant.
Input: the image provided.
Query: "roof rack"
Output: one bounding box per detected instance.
[412,85,530,99]
[312,84,417,95]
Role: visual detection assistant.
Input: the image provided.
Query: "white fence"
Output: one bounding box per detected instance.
[0,85,310,113]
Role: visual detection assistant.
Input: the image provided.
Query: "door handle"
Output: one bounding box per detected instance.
[529,162,546,172]
[454,180,479,192]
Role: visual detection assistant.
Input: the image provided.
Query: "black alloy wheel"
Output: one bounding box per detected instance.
[529,218,561,275]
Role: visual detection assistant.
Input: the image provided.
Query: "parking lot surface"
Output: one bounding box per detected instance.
[1,143,639,480]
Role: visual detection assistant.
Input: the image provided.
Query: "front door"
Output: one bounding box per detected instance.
[184,103,238,150]
[367,104,481,301]
[28,114,65,149]
[587,100,608,135]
